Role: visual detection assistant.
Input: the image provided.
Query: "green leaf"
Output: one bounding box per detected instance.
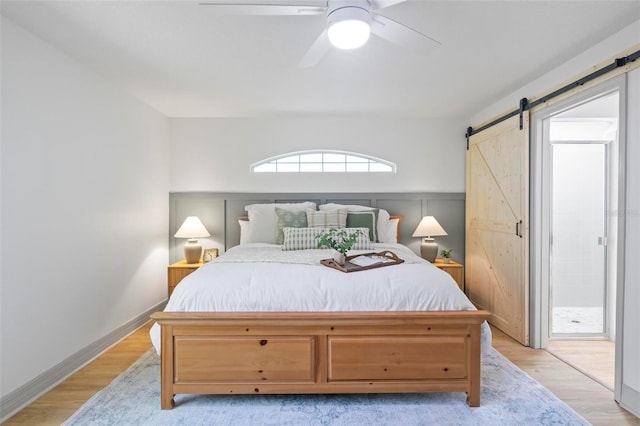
[316,228,362,256]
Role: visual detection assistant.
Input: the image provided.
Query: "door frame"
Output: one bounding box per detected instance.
[530,75,626,349]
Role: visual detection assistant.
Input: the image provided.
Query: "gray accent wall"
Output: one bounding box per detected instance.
[169,192,465,264]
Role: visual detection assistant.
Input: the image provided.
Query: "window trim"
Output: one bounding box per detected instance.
[250,150,396,173]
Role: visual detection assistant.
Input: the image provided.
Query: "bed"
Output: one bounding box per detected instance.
[151,202,490,409]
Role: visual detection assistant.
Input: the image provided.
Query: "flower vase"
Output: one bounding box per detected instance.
[333,251,346,266]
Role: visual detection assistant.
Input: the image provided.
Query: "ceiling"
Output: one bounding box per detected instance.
[2,0,638,119]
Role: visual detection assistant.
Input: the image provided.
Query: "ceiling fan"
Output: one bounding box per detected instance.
[199,0,440,67]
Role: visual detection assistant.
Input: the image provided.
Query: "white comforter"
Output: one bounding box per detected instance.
[150,243,491,352]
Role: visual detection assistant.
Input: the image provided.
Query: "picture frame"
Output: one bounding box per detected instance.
[202,248,219,263]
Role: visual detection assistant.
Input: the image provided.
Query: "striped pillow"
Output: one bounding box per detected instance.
[306,209,348,228]
[282,227,372,251]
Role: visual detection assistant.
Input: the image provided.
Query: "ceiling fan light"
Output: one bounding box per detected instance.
[327,6,371,50]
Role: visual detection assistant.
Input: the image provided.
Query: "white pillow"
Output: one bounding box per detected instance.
[319,204,392,242]
[238,219,252,245]
[379,218,400,244]
[245,202,316,244]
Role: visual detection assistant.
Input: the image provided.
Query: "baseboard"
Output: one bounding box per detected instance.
[0,300,167,423]
[619,384,640,419]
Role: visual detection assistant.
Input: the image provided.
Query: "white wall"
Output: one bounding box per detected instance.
[470,20,640,126]
[0,16,170,403]
[169,117,467,193]
[551,144,607,307]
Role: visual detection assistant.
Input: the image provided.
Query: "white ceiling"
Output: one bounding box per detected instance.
[2,0,639,118]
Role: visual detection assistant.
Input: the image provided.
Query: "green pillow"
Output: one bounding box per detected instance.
[346,210,379,242]
[275,208,308,244]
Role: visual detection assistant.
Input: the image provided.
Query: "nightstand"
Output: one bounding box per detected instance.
[168,260,204,297]
[433,259,464,292]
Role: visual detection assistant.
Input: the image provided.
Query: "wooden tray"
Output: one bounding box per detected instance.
[321,250,404,273]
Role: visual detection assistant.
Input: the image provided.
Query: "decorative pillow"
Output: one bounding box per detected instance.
[275,207,309,244]
[238,219,252,245]
[379,218,400,243]
[346,210,379,242]
[282,227,372,251]
[245,202,316,244]
[319,204,390,242]
[306,209,348,228]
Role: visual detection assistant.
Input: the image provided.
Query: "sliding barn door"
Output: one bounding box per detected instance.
[466,114,529,345]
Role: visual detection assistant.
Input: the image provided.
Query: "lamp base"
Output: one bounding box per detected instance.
[184,239,202,264]
[420,238,438,263]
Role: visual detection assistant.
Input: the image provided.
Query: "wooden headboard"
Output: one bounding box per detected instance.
[390,215,403,243]
[169,192,465,263]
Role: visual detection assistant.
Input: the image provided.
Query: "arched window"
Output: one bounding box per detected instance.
[251,150,396,173]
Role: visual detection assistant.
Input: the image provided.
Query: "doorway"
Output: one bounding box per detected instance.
[549,133,612,336]
[544,91,619,340]
[534,83,621,390]
[527,68,638,414]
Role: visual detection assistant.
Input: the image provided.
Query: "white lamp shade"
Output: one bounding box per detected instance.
[412,216,447,238]
[327,6,371,50]
[174,216,211,239]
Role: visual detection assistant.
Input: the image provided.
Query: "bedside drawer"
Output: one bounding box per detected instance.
[168,260,203,297]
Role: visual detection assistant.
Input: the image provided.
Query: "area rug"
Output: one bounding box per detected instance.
[63,348,589,426]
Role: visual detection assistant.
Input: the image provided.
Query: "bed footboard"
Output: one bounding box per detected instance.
[150,310,490,409]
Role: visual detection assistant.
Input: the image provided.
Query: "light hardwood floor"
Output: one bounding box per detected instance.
[491,328,638,425]
[3,322,153,426]
[546,339,615,391]
[3,323,639,425]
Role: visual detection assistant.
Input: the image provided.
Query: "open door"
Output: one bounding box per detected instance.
[466,113,530,345]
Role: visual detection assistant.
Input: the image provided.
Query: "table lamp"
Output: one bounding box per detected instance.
[174,216,210,264]
[412,216,447,262]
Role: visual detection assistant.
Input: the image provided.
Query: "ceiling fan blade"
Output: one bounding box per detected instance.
[199,1,326,15]
[369,0,406,11]
[298,29,331,68]
[371,14,440,56]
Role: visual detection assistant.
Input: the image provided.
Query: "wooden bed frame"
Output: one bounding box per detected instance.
[151,310,490,409]
[154,211,489,409]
